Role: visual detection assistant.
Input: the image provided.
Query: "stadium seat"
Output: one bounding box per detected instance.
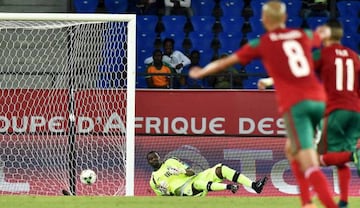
[219,0,244,17]
[337,1,360,18]
[161,15,187,34]
[305,17,329,30]
[104,0,128,14]
[73,0,99,13]
[188,31,214,54]
[191,0,216,16]
[286,16,303,28]
[198,51,214,67]
[282,0,302,17]
[136,15,159,35]
[243,77,261,89]
[342,34,360,54]
[217,32,242,55]
[338,17,359,35]
[190,16,216,33]
[244,60,266,74]
[246,17,266,39]
[220,16,244,36]
[250,0,267,17]
[137,32,157,73]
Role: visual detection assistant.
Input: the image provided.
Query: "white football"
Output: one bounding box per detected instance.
[80,169,97,185]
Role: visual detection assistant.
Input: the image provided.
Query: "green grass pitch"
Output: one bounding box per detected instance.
[1,196,360,208]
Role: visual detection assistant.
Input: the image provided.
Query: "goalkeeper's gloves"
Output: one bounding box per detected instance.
[167,167,186,175]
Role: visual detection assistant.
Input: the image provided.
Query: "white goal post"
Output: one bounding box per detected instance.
[0,13,136,196]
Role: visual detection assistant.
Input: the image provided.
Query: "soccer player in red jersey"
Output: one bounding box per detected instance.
[189,1,337,208]
[313,20,360,208]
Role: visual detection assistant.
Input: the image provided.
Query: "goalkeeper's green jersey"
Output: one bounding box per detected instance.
[149,157,192,196]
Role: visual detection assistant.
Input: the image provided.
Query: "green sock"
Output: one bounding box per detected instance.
[221,165,252,188]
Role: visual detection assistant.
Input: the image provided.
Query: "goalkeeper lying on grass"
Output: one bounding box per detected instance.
[147,151,268,196]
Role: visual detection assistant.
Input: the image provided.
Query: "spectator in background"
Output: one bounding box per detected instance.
[185,50,205,88]
[146,49,174,88]
[164,0,193,17]
[145,38,191,88]
[135,0,164,15]
[207,54,245,89]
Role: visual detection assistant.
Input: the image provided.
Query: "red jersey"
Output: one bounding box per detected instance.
[314,43,360,115]
[236,28,326,114]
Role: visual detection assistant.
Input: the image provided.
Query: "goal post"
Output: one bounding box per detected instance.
[0,13,136,196]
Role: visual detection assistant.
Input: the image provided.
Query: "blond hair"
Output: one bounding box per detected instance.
[262,0,287,23]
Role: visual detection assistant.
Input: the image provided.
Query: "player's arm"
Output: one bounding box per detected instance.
[189,54,240,79]
[150,177,165,196]
[167,158,195,176]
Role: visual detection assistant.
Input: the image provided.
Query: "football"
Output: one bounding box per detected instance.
[80,169,97,185]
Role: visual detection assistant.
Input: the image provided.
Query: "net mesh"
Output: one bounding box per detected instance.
[0,20,129,196]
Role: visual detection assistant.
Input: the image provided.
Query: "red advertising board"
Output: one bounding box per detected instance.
[136,90,284,136]
[0,89,282,136]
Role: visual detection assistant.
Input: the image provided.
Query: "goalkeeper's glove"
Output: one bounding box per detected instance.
[167,167,186,175]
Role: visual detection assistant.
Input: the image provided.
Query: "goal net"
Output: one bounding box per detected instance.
[0,13,136,196]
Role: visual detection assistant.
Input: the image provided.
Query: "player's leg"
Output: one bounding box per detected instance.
[285,139,313,207]
[284,100,337,208]
[318,110,355,207]
[318,113,354,167]
[346,111,360,177]
[214,164,267,194]
[191,165,239,194]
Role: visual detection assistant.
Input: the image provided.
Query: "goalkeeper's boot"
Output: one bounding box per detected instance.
[354,149,360,177]
[229,184,239,194]
[252,176,268,194]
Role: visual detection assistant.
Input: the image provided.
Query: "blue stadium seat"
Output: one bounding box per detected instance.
[246,17,266,39]
[220,16,244,36]
[243,77,261,89]
[136,15,159,35]
[198,51,214,67]
[190,16,216,33]
[337,1,360,18]
[188,31,214,54]
[305,17,329,30]
[338,17,359,35]
[160,31,185,50]
[104,0,128,14]
[244,60,266,74]
[136,75,148,88]
[217,32,242,54]
[73,0,99,13]
[161,15,187,34]
[137,33,157,73]
[191,0,216,16]
[282,0,302,17]
[286,16,303,28]
[342,34,360,54]
[219,0,244,17]
[250,0,267,17]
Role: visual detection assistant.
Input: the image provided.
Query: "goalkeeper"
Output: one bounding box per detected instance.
[147,151,268,196]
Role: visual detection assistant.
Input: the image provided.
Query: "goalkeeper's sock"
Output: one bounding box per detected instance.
[193,180,227,191]
[305,166,337,208]
[320,152,352,166]
[221,165,252,187]
[337,164,350,204]
[290,160,312,206]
